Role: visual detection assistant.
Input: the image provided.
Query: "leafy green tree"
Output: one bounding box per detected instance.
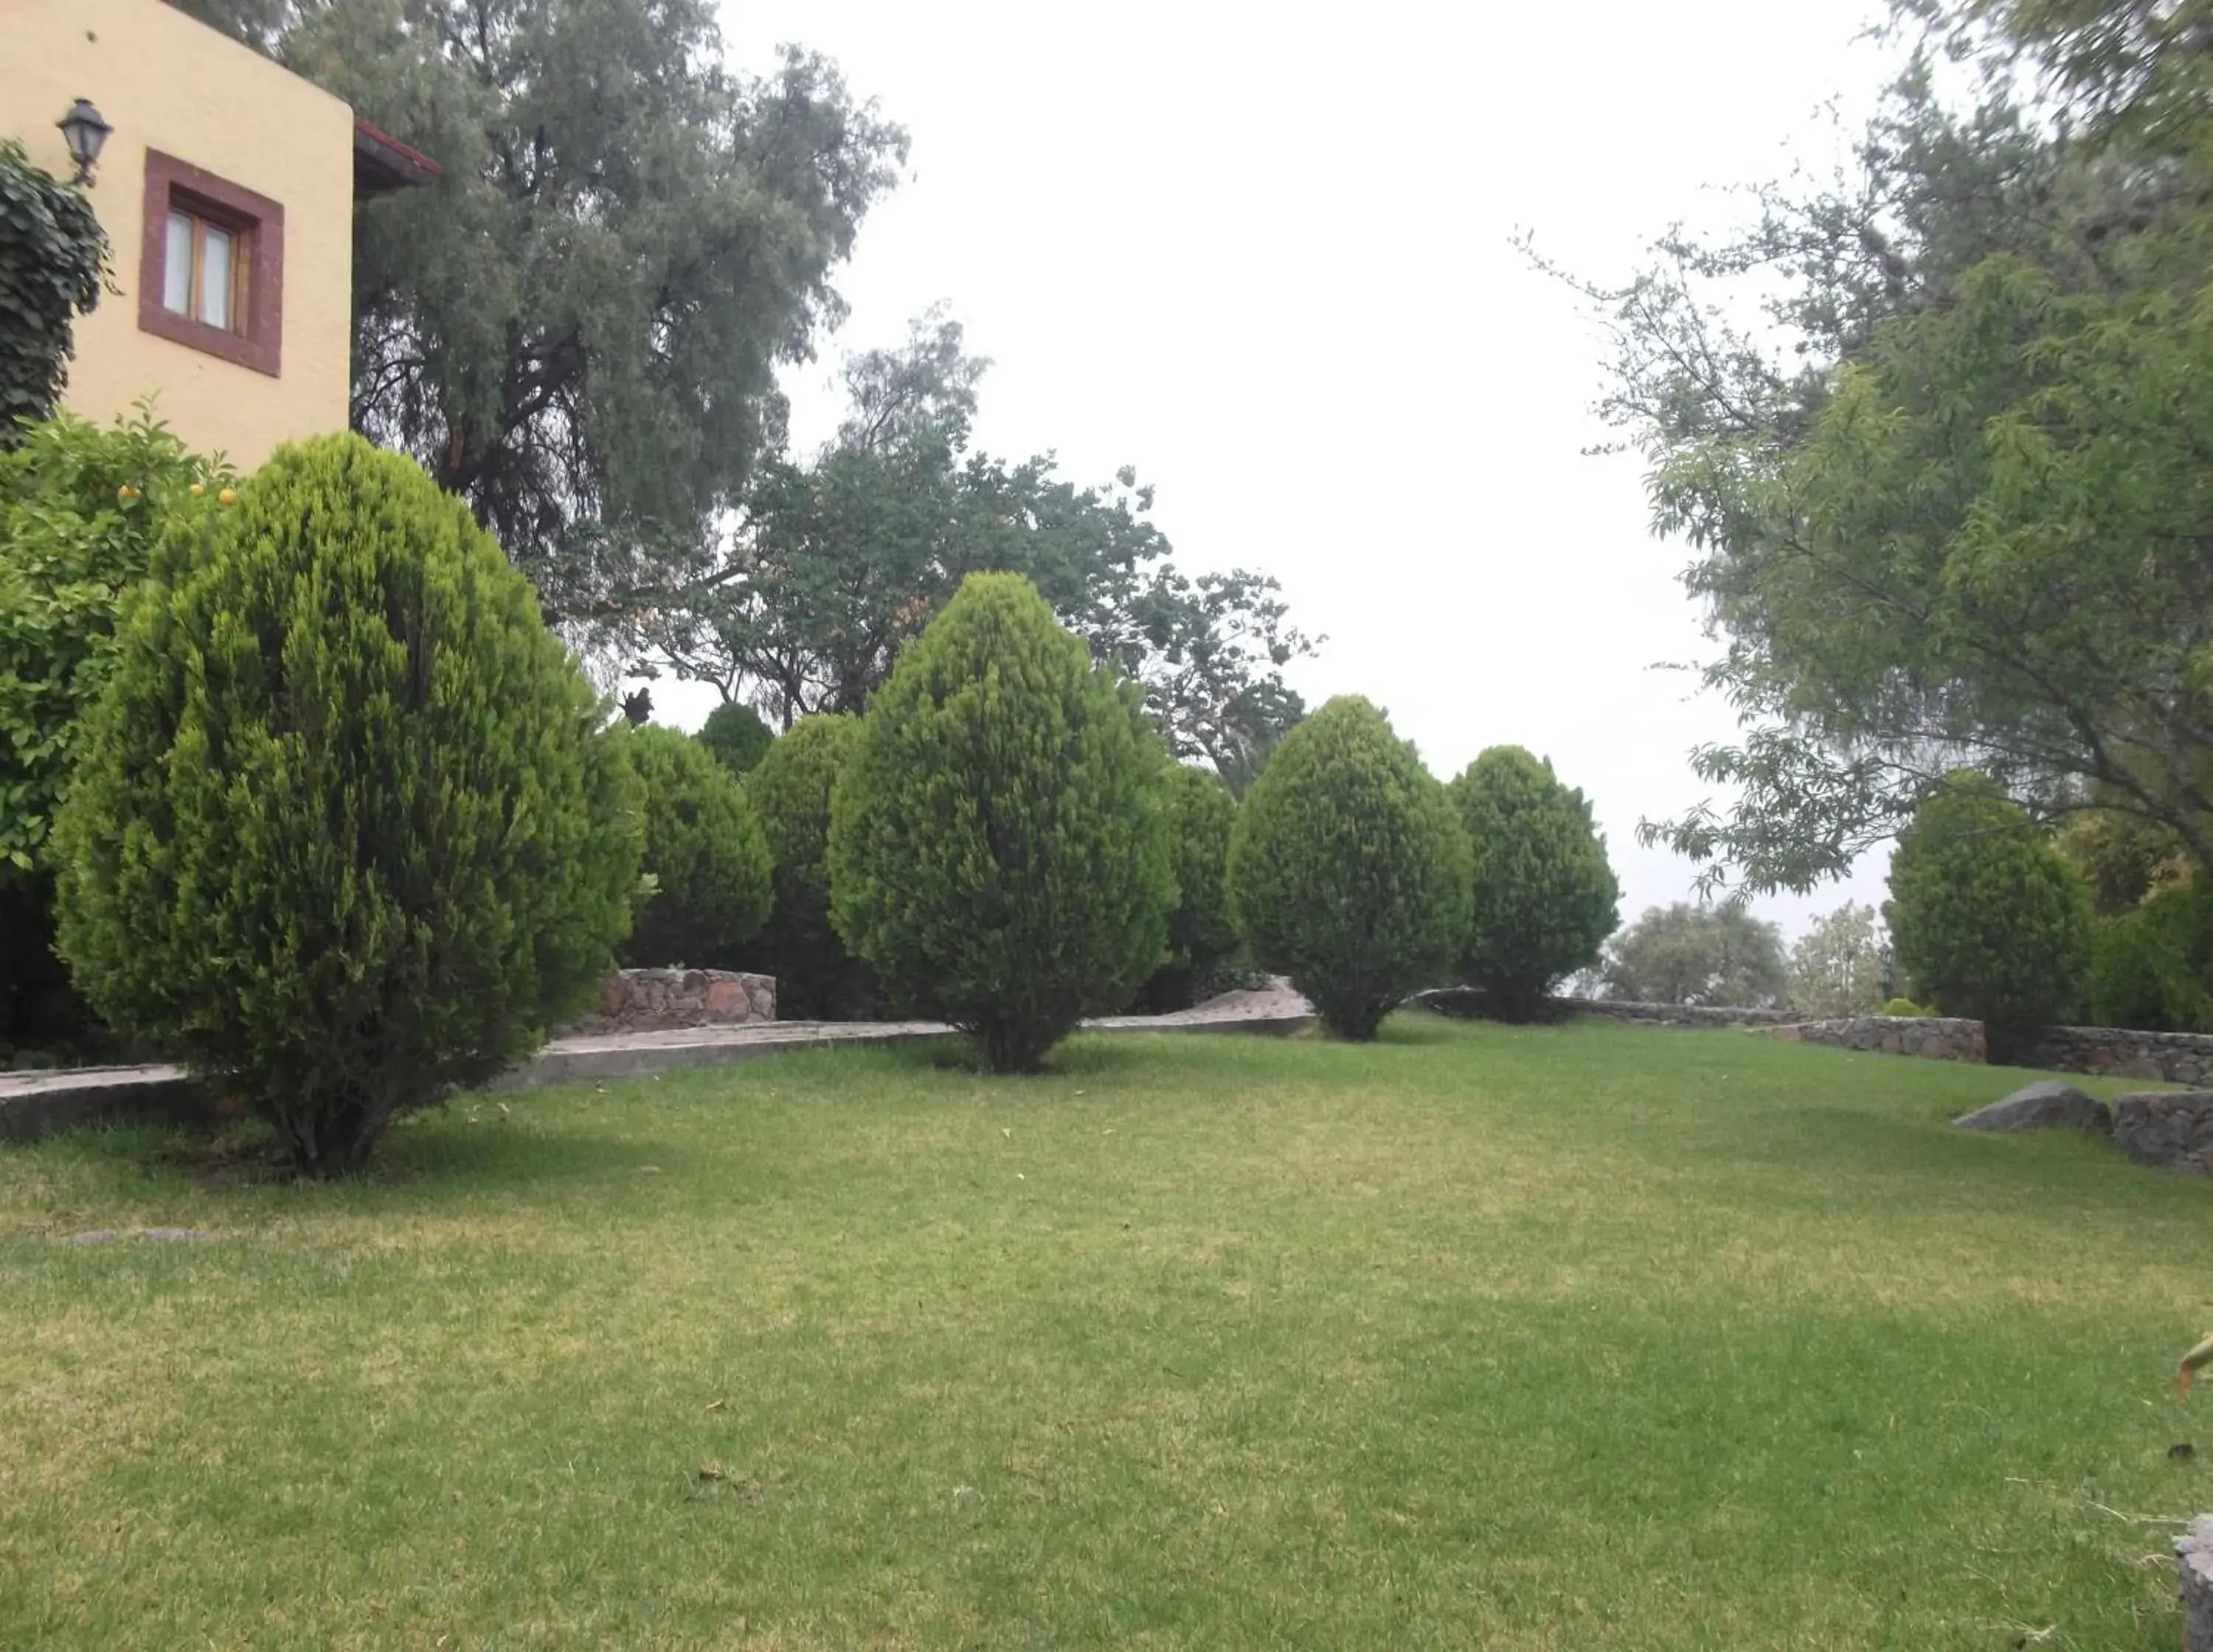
[828,572,1174,1072]
[657,313,1315,778]
[0,142,105,440]
[747,712,876,1019]
[1449,746,1619,1020]
[54,433,640,1176]
[1786,901,1892,1019]
[1599,903,1790,1008]
[696,699,775,777]
[1225,696,1472,1041]
[1134,763,1241,1013]
[181,0,905,631]
[1551,6,2213,892]
[0,411,229,1053]
[2085,882,2213,1033]
[1884,772,2093,1060]
[2059,803,2193,917]
[618,723,771,970]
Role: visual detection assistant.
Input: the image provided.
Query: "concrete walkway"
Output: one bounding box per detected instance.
[0,983,1315,1142]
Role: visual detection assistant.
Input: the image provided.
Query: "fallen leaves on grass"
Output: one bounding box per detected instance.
[2178,1330,2213,1396]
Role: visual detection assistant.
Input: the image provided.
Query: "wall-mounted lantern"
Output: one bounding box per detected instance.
[57,99,112,187]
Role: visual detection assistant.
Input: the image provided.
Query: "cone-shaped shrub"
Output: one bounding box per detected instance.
[1226,695,1472,1040]
[617,723,772,969]
[749,712,877,1018]
[53,433,642,1177]
[828,572,1174,1072]
[697,699,775,776]
[1134,763,1241,1013]
[1450,746,1619,1021]
[1884,771,2091,1062]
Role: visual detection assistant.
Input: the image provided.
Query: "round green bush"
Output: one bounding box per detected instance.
[828,572,1174,1072]
[618,723,772,970]
[1449,746,1618,1021]
[0,411,229,1057]
[1880,996,1932,1018]
[1225,695,1472,1041]
[2085,883,2213,1032]
[748,712,876,1018]
[53,433,642,1177]
[1133,763,1241,1013]
[1883,772,2092,1062]
[697,699,775,776]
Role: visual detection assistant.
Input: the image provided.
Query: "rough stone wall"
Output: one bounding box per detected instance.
[561,969,777,1036]
[1759,1016,1987,1063]
[2180,1516,2213,1651]
[1418,985,2213,1087]
[1413,988,1794,1028]
[2111,1092,2213,1175]
[1565,999,1798,1029]
[2020,1024,2213,1086]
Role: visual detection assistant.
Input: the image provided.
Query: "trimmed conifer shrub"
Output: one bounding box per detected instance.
[1225,695,1472,1040]
[618,723,772,970]
[828,572,1174,1072]
[53,433,641,1177]
[1883,772,2092,1062]
[1133,763,1241,1013]
[697,699,775,776]
[748,712,876,1018]
[1449,746,1618,1020]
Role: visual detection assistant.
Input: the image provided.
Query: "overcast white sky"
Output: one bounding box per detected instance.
[651,0,1902,937]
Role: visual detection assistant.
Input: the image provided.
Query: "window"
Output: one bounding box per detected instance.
[139,152,283,375]
[162,208,240,332]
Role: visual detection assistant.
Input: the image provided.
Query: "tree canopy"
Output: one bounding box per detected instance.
[653,313,1315,782]
[1599,903,1790,1009]
[1556,0,2213,893]
[179,0,905,632]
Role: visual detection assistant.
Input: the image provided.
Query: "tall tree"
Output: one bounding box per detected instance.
[179,0,904,631]
[1599,903,1791,1008]
[1550,3,2213,893]
[657,314,1315,779]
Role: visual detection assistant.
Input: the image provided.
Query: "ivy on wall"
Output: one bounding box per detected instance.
[0,142,107,442]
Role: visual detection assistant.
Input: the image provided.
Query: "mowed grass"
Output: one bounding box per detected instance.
[1,1016,2208,1651]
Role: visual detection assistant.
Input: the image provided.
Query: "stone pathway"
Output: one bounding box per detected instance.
[0,982,1316,1141]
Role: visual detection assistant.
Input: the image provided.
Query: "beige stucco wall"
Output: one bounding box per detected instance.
[0,0,354,468]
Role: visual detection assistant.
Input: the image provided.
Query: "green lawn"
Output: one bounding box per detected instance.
[1,1015,2206,1650]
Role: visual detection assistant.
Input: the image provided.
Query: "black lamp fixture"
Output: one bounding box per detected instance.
[57,99,112,187]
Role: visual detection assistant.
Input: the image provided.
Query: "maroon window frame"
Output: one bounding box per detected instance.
[138,150,284,377]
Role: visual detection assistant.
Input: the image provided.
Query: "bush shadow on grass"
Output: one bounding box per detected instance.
[873,1031,1157,1081]
[4,1098,692,1203]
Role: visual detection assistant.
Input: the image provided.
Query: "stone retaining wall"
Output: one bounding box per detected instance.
[2021,1024,2213,1086]
[1567,999,1798,1029]
[1421,986,2213,1082]
[2181,1516,2213,1652]
[1413,988,1794,1028]
[1760,1016,1987,1062]
[561,969,776,1036]
[2112,1091,2213,1174]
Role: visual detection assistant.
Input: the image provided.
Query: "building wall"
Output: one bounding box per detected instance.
[0,0,354,468]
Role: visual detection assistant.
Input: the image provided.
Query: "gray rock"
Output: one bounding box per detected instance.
[1952,1080,2111,1134]
[2181,1516,2213,1652]
[139,1227,221,1243]
[2112,1090,2213,1174]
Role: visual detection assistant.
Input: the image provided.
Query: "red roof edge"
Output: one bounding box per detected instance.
[353,119,443,197]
